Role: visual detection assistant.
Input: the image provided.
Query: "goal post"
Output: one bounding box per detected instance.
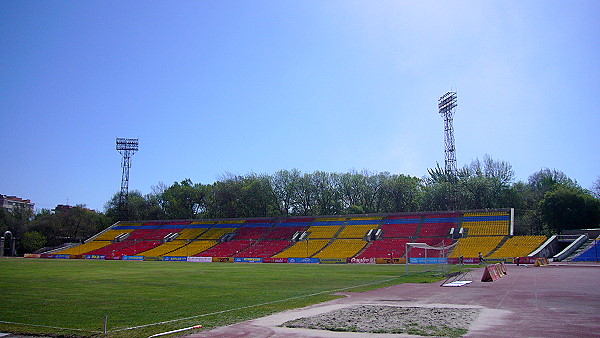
[405,241,458,276]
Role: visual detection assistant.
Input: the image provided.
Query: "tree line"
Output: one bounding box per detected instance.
[2,155,599,254]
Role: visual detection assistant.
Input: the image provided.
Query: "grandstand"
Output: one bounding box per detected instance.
[47,208,550,263]
[571,236,600,262]
[488,235,547,258]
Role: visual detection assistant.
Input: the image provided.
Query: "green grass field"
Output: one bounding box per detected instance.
[0,258,450,337]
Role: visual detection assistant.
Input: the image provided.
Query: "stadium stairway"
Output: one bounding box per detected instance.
[485,236,510,258]
[566,238,597,261]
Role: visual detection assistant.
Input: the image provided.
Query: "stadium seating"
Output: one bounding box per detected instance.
[448,236,504,258]
[197,228,236,240]
[273,239,330,258]
[337,218,381,239]
[138,240,187,257]
[176,227,209,240]
[462,211,510,236]
[420,214,458,237]
[196,240,252,257]
[263,219,312,240]
[236,240,292,257]
[306,225,340,239]
[572,237,600,262]
[488,236,547,258]
[381,215,420,238]
[234,223,273,240]
[356,238,410,259]
[314,239,367,259]
[58,209,540,262]
[85,239,163,258]
[54,240,112,255]
[307,218,345,238]
[166,240,218,257]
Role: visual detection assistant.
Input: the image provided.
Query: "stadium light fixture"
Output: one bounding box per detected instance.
[116,138,138,219]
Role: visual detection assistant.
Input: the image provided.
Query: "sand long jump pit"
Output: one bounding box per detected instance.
[281,304,482,336]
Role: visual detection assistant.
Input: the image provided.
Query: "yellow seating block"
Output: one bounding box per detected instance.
[488,236,547,258]
[338,224,378,238]
[449,236,504,258]
[307,226,340,239]
[139,241,187,256]
[197,228,235,240]
[314,239,367,259]
[274,240,330,258]
[54,240,111,255]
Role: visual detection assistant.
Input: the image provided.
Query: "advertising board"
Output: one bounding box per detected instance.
[188,257,212,263]
[409,257,448,264]
[234,257,263,263]
[122,255,144,261]
[86,254,106,260]
[287,258,319,264]
[319,258,347,264]
[162,256,188,262]
[349,257,376,264]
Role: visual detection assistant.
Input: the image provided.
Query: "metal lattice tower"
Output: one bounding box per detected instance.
[116,138,138,217]
[438,92,457,175]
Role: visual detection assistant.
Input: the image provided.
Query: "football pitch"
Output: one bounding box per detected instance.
[0,258,450,337]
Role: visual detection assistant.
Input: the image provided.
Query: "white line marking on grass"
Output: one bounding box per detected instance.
[0,320,101,334]
[110,275,406,333]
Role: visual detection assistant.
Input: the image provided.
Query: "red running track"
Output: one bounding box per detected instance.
[188,263,600,338]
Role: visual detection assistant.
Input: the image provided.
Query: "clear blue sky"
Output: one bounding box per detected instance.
[1,1,598,212]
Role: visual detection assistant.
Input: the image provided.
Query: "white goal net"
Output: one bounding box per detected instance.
[404,241,458,276]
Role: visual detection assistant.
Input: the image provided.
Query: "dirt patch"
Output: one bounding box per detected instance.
[281,305,480,336]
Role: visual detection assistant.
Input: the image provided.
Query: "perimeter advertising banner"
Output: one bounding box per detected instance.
[122,255,144,261]
[144,256,161,261]
[86,254,106,260]
[350,257,377,264]
[24,254,41,258]
[287,258,319,264]
[409,257,448,264]
[262,257,287,263]
[212,257,234,263]
[53,254,70,259]
[188,257,212,263]
[319,258,347,264]
[375,258,405,264]
[162,256,188,262]
[234,257,263,263]
[447,257,481,264]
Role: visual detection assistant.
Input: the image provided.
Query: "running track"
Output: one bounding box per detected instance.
[188,263,600,337]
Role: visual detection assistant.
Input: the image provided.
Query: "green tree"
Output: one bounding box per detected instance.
[378,173,422,213]
[104,190,165,222]
[162,179,207,219]
[205,174,244,218]
[237,174,278,217]
[20,230,47,253]
[28,205,112,247]
[592,176,600,199]
[310,171,342,215]
[270,169,301,216]
[539,185,600,233]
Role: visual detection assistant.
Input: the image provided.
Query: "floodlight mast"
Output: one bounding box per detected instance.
[116,138,138,219]
[438,92,457,175]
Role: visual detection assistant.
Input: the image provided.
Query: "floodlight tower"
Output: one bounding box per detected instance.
[116,138,138,218]
[438,92,458,175]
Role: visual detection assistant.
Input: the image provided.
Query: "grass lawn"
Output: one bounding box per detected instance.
[0,258,449,337]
